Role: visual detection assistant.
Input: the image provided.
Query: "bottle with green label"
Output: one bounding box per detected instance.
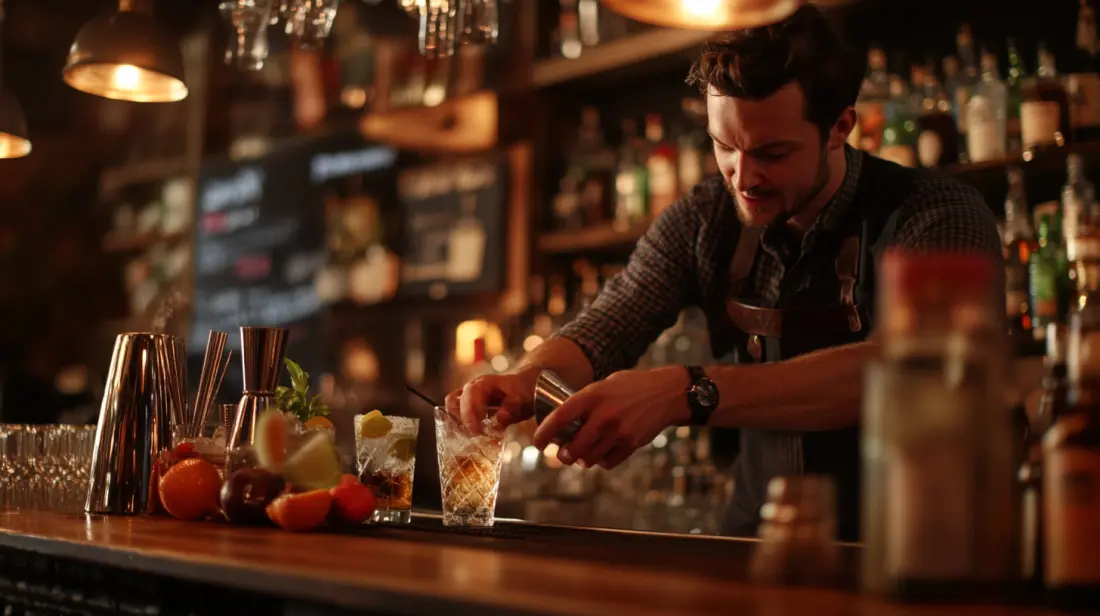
[1031,214,1070,337]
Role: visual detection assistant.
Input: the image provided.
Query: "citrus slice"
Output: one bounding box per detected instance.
[283,432,343,491]
[390,436,417,462]
[266,489,333,532]
[254,408,291,473]
[303,416,334,431]
[358,410,392,439]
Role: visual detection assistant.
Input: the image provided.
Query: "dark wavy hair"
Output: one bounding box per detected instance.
[686,5,864,141]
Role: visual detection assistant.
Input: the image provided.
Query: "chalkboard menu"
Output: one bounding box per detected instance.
[396,153,508,299]
[191,133,398,395]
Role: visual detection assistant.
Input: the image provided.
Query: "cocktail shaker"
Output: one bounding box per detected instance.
[86,333,186,515]
[229,326,289,447]
[533,369,585,446]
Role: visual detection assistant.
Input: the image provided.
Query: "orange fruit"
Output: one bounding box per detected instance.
[158,458,222,521]
[266,489,333,532]
[254,409,290,473]
[303,416,334,430]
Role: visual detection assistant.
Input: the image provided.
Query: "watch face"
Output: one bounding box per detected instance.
[692,380,717,408]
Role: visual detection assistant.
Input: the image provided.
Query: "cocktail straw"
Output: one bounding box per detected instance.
[191,331,228,437]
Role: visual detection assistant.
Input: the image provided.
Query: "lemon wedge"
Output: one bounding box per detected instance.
[358,410,392,439]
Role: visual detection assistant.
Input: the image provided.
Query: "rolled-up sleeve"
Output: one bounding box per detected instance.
[554,197,701,381]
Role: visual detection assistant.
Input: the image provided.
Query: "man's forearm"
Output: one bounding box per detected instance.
[705,341,879,431]
[515,337,595,392]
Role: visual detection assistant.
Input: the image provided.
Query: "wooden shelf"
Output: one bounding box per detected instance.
[102,230,187,254]
[100,157,190,196]
[945,141,1100,176]
[538,220,652,255]
[529,29,713,89]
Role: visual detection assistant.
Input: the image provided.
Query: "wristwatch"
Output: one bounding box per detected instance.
[684,365,718,426]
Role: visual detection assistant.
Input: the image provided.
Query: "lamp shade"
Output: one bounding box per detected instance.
[0,88,31,159]
[600,0,806,30]
[63,10,188,103]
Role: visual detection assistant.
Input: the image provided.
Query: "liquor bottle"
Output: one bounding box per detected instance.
[644,114,679,218]
[966,50,1008,164]
[953,24,980,162]
[1004,167,1036,336]
[861,251,1017,599]
[1042,285,1100,609]
[1068,0,1100,143]
[1021,42,1072,153]
[1006,39,1027,152]
[855,46,891,152]
[677,111,705,193]
[571,106,617,226]
[682,97,719,179]
[1062,153,1098,269]
[1030,214,1068,339]
[571,259,600,315]
[446,193,486,283]
[916,63,959,168]
[879,75,918,168]
[577,0,600,47]
[1019,324,1069,593]
[614,119,648,228]
[554,0,582,59]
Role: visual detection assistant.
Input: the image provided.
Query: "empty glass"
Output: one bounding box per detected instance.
[285,0,340,49]
[354,413,419,524]
[434,406,506,527]
[0,424,95,513]
[220,0,273,71]
[459,0,498,45]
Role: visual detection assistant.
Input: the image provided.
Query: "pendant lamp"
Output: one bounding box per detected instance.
[600,0,828,30]
[63,0,188,103]
[0,0,30,158]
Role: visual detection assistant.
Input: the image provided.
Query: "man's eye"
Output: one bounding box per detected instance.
[756,151,789,161]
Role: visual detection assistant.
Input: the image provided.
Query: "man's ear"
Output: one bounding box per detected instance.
[829,107,858,150]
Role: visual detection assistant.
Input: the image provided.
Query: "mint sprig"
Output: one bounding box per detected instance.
[275,358,330,422]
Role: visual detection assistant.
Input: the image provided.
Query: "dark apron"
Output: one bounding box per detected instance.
[715,154,918,542]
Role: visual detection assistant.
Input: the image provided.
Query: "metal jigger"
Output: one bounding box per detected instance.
[86,333,187,515]
[229,326,289,447]
[533,369,585,446]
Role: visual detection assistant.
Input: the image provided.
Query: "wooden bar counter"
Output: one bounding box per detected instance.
[0,509,1055,615]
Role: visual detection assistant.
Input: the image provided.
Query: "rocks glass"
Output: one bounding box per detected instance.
[434,406,505,527]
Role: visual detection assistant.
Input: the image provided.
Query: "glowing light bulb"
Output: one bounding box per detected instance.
[681,0,721,17]
[112,64,142,91]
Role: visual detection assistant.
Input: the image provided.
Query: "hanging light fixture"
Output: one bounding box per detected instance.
[63,0,188,103]
[600,0,810,30]
[0,0,30,158]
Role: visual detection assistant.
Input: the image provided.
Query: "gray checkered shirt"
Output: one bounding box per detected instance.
[555,146,1003,381]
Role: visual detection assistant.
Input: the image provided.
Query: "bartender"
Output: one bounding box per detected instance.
[447,5,1002,541]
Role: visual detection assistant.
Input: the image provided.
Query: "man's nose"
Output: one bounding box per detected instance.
[731,152,762,193]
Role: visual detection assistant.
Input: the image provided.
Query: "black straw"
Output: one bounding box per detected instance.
[405,385,441,409]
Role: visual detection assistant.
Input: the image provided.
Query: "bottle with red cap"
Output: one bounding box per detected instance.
[861,249,1019,601]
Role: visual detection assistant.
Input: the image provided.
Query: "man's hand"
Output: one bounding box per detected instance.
[445,366,543,434]
[532,365,691,470]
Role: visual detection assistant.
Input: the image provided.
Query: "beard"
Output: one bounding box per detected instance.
[726,146,831,229]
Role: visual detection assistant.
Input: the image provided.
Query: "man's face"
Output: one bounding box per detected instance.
[706,82,838,228]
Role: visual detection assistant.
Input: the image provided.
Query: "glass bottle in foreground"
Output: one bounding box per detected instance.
[861,250,1018,600]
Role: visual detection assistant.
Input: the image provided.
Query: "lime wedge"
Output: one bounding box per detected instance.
[283,432,343,490]
[390,436,417,462]
[358,409,392,439]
